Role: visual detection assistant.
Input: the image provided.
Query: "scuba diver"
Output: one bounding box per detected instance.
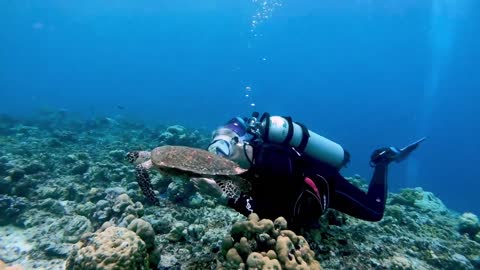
[193,112,426,228]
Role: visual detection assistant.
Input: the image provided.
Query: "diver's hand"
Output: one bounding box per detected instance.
[190,177,224,198]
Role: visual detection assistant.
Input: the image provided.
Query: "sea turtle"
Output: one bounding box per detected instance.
[126,145,249,205]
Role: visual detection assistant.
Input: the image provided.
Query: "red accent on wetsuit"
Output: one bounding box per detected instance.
[304,177,320,198]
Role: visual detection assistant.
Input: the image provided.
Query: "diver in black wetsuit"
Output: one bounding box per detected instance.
[193,112,425,228]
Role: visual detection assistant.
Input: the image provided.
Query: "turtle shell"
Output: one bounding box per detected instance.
[151,145,246,175]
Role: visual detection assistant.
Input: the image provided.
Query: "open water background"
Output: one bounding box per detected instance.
[1,0,479,214]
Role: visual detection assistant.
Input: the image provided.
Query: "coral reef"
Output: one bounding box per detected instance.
[0,195,29,226]
[458,212,480,239]
[127,218,156,249]
[158,125,209,148]
[0,260,23,270]
[0,115,479,270]
[91,193,144,228]
[217,213,321,269]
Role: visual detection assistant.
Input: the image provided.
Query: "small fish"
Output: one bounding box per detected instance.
[117,105,125,110]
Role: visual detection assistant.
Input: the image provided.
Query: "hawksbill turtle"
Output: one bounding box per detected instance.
[126,145,250,205]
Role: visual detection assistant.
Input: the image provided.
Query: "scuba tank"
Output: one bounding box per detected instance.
[247,112,350,169]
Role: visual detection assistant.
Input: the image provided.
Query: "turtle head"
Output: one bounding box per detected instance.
[126,151,152,165]
[125,152,139,163]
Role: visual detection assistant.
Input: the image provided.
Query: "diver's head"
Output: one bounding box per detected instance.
[223,117,253,141]
[207,117,253,168]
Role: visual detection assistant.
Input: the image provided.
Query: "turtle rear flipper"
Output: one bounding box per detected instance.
[135,165,160,206]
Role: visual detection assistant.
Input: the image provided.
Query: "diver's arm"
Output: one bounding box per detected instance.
[191,178,255,215]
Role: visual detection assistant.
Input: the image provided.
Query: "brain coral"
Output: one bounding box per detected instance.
[65,226,149,270]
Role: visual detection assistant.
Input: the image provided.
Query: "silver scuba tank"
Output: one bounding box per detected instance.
[255,115,349,169]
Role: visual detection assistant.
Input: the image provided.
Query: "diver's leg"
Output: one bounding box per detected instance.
[330,162,388,221]
[331,140,424,221]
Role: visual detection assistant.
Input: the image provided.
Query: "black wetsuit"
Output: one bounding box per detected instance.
[227,143,388,227]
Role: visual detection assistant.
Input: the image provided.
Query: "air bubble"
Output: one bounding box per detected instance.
[250,0,283,35]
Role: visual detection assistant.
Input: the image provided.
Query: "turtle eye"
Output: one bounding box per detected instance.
[231,136,239,144]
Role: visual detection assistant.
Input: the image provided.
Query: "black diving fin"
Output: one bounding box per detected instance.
[393,137,427,163]
[370,137,426,166]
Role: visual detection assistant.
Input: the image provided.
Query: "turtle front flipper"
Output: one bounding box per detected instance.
[135,164,160,206]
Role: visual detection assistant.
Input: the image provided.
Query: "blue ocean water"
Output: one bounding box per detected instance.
[1,0,479,215]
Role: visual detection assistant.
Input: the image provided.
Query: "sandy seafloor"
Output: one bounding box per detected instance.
[0,114,479,270]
